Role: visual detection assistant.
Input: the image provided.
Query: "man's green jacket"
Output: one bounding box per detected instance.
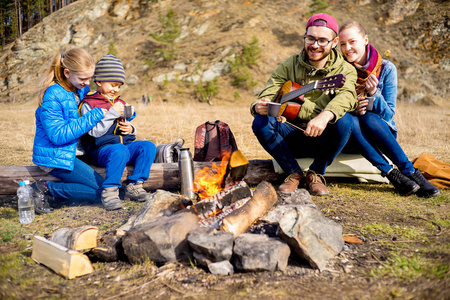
[250,48,357,126]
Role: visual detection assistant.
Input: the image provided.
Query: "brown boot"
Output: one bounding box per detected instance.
[278,172,302,194]
[306,170,329,196]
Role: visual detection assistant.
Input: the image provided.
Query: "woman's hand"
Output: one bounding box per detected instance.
[356,97,369,116]
[118,121,133,135]
[365,74,378,96]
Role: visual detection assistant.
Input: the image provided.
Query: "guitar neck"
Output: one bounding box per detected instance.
[280,81,317,104]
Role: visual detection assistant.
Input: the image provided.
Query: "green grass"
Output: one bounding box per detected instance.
[370,253,449,281]
[357,223,423,241]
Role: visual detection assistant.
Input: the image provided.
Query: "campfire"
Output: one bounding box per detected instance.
[187,150,266,232]
[193,151,232,200]
[33,150,345,278]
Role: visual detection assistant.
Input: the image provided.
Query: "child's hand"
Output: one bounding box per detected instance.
[112,102,124,115]
[118,121,133,135]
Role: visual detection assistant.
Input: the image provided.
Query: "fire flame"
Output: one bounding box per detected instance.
[193,151,231,199]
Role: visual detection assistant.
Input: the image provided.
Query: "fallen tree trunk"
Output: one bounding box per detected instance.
[0,160,282,195]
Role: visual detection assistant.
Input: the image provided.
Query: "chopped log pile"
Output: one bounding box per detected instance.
[32,226,99,279]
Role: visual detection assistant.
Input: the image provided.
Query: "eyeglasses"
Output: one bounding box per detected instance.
[304,35,334,47]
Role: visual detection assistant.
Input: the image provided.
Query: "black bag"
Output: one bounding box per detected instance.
[153,138,185,163]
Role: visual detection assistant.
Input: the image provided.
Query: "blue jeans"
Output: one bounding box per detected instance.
[345,112,414,177]
[91,140,157,188]
[47,158,104,202]
[252,113,353,175]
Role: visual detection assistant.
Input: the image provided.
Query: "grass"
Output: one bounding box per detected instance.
[357,223,422,240]
[370,252,449,281]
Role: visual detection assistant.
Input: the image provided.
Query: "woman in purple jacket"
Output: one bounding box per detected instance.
[339,21,439,197]
[31,48,116,213]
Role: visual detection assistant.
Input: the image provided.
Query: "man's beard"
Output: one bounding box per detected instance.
[305,44,332,64]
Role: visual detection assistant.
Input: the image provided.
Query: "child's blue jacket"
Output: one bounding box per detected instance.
[32,83,104,171]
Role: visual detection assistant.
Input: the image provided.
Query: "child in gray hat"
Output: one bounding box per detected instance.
[80,54,157,210]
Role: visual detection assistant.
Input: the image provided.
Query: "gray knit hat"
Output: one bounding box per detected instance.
[94,54,126,84]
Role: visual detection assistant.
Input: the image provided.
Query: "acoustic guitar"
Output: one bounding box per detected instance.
[275,74,346,122]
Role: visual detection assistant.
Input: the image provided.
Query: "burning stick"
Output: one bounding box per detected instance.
[276,116,305,132]
[220,181,277,236]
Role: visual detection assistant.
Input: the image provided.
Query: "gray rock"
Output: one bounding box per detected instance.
[378,0,420,25]
[233,234,290,272]
[126,74,139,86]
[187,227,234,266]
[122,210,200,264]
[208,261,234,275]
[118,189,187,232]
[278,188,316,207]
[277,206,344,271]
[201,61,229,82]
[193,251,212,267]
[261,189,316,225]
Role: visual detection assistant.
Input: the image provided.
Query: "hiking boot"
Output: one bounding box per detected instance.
[124,181,151,202]
[30,180,54,214]
[386,169,419,196]
[278,172,302,194]
[306,170,329,196]
[407,168,440,198]
[101,187,123,211]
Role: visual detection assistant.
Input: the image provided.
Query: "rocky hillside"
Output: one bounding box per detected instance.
[0,0,448,106]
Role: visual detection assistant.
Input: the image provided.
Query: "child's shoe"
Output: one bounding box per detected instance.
[124,181,151,202]
[407,168,440,198]
[101,187,123,211]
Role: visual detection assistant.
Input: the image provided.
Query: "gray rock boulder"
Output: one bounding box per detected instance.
[277,206,344,271]
[208,261,234,275]
[186,227,234,267]
[122,210,200,264]
[233,234,290,272]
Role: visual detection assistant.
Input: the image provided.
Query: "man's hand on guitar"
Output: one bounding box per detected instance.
[305,111,334,137]
[255,98,271,115]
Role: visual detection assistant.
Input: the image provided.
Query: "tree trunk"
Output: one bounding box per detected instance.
[0,160,282,195]
[16,0,22,36]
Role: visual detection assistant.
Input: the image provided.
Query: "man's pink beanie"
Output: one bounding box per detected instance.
[306,13,339,34]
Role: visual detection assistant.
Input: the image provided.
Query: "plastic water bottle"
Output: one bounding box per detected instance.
[17,181,35,224]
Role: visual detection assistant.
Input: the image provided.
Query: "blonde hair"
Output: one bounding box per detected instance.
[339,21,367,37]
[38,48,95,105]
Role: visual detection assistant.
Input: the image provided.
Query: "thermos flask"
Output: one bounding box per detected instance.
[178,148,195,199]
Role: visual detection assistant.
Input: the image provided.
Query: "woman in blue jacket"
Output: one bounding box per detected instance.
[339,21,439,197]
[31,48,120,213]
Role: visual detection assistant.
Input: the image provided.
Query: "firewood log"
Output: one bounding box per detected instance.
[220,181,277,236]
[32,236,93,279]
[50,226,98,251]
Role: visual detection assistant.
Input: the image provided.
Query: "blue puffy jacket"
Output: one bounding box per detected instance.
[32,83,104,171]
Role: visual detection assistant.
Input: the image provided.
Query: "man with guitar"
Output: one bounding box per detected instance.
[251,13,358,196]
